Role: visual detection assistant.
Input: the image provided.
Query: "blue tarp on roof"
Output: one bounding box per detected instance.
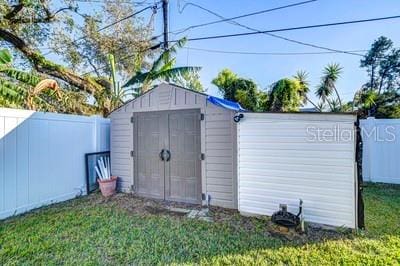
[207,96,246,112]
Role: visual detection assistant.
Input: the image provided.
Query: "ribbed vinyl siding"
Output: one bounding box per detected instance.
[205,105,236,208]
[128,83,207,111]
[238,113,357,228]
[110,110,133,192]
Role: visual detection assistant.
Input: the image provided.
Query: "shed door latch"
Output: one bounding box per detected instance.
[130,150,134,157]
[130,116,134,123]
[200,153,205,160]
[199,113,205,121]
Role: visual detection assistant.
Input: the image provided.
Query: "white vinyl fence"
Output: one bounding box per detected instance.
[237,113,358,228]
[0,108,110,220]
[361,117,400,184]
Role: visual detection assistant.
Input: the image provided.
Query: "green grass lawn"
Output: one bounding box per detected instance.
[1,183,400,265]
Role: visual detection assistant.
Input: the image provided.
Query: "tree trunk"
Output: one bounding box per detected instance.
[0,29,102,95]
[326,98,334,112]
[305,96,322,112]
[377,67,390,95]
[333,85,343,107]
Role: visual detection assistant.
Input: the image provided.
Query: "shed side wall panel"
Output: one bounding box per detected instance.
[205,104,236,208]
[110,109,133,192]
[238,113,357,228]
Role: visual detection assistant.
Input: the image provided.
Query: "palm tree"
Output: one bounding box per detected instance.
[329,99,342,112]
[352,88,378,115]
[293,70,321,112]
[94,54,127,116]
[123,38,200,94]
[316,101,326,112]
[316,63,343,110]
[0,49,24,106]
[0,49,11,64]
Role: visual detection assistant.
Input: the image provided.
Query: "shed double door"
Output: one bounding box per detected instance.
[134,110,201,204]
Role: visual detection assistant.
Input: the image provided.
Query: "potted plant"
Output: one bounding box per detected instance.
[95,157,117,197]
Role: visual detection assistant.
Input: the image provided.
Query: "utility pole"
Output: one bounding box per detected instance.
[162,0,169,51]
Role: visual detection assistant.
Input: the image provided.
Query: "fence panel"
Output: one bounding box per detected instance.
[0,108,110,219]
[361,118,400,184]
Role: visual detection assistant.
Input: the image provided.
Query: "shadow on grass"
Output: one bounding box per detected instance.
[1,183,399,265]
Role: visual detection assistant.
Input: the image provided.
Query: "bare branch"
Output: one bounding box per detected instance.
[4,4,25,19]
[4,2,76,24]
[82,54,101,77]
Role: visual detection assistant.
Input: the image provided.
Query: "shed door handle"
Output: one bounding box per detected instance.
[159,149,165,161]
[165,150,171,162]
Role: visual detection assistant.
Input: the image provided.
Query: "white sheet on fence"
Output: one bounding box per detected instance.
[0,108,110,219]
[361,117,400,184]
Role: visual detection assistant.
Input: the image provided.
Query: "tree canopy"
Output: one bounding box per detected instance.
[1,0,103,94]
[123,38,201,94]
[50,1,156,78]
[266,78,305,112]
[356,36,400,117]
[0,0,158,115]
[211,68,239,102]
[172,70,204,92]
[211,69,267,111]
[0,48,93,113]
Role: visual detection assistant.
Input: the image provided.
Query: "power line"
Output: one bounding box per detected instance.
[43,3,160,56]
[73,0,151,4]
[185,46,368,56]
[172,0,317,35]
[97,4,159,32]
[82,43,162,75]
[171,15,400,43]
[38,34,161,51]
[84,44,368,76]
[180,2,364,57]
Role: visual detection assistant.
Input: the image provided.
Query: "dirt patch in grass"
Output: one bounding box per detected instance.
[88,192,202,216]
[84,191,350,244]
[209,205,350,244]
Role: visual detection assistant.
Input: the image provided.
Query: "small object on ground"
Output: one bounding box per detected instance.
[271,199,303,228]
[186,208,213,222]
[98,176,117,197]
[278,225,289,233]
[95,156,117,197]
[198,216,213,222]
[187,210,200,218]
[167,207,191,214]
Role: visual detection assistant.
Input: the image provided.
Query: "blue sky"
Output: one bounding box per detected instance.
[150,0,400,105]
[47,0,400,105]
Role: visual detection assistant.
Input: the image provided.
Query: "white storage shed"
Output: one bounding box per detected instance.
[109,83,363,229]
[109,83,239,208]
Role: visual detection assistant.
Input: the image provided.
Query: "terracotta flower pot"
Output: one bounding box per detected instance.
[98,176,117,197]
